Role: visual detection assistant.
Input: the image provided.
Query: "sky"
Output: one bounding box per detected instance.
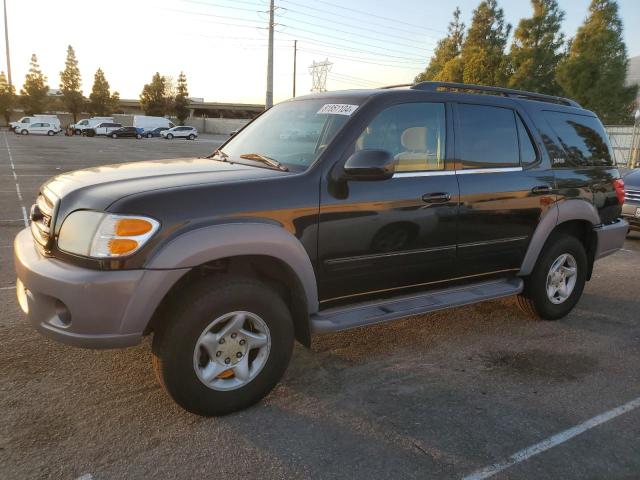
[2,0,639,105]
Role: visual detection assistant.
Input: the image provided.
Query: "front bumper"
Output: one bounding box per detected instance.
[14,228,188,349]
[622,202,640,231]
[594,218,629,259]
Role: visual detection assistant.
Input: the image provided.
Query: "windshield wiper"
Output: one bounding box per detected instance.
[239,153,289,172]
[205,149,230,162]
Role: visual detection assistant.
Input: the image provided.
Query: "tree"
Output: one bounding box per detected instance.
[173,71,190,124]
[460,0,511,86]
[89,68,118,116]
[509,0,565,95]
[556,0,638,124]
[0,71,15,125]
[140,72,169,116]
[415,7,465,83]
[59,45,84,123]
[20,54,49,115]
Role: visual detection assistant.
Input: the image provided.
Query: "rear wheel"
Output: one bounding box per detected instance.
[517,233,587,320]
[188,133,195,140]
[147,133,153,138]
[111,133,117,139]
[136,134,142,139]
[167,133,174,139]
[47,130,54,136]
[152,276,294,416]
[74,129,82,135]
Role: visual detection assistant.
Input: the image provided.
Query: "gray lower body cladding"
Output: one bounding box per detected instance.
[13,228,189,349]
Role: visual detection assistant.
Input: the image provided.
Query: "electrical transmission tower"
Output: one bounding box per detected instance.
[309,59,332,92]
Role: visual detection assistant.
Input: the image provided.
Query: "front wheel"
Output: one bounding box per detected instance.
[20,129,28,135]
[188,134,195,140]
[152,276,294,416]
[111,133,117,139]
[147,133,152,138]
[166,133,174,139]
[517,233,587,320]
[75,129,82,135]
[47,130,54,136]
[136,134,142,139]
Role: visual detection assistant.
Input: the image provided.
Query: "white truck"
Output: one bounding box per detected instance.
[70,117,114,135]
[10,115,61,133]
[133,115,175,134]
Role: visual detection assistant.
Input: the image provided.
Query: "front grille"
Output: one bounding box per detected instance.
[625,188,640,202]
[30,189,57,252]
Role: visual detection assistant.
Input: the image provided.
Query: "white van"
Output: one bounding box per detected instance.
[10,115,61,132]
[70,117,114,135]
[133,115,175,133]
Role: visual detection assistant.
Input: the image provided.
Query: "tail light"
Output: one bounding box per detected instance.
[613,178,625,205]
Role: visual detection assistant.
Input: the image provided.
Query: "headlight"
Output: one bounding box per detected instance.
[57,211,160,258]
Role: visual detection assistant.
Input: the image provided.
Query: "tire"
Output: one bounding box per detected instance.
[111,133,117,139]
[167,133,174,139]
[136,134,142,139]
[152,275,294,416]
[147,133,152,138]
[517,233,587,320]
[47,130,54,136]
[20,129,28,135]
[75,129,82,135]
[188,134,195,140]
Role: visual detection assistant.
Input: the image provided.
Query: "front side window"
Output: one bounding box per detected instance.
[457,104,519,169]
[355,102,446,172]
[221,98,356,171]
[543,111,613,167]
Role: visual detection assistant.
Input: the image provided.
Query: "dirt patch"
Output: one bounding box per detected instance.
[482,349,598,382]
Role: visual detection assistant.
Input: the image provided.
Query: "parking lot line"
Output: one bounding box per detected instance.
[0,285,16,290]
[462,396,640,480]
[2,133,28,227]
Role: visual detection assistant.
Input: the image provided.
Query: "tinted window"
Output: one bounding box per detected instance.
[543,111,613,167]
[516,115,537,165]
[355,102,446,172]
[457,104,519,169]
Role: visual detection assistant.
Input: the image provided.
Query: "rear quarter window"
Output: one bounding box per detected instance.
[543,111,613,167]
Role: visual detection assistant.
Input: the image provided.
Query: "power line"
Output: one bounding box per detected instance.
[280,0,445,34]
[298,47,422,69]
[275,9,433,53]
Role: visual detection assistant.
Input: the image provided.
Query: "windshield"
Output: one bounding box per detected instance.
[220,99,358,171]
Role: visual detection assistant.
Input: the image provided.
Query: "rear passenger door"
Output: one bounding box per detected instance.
[453,102,556,277]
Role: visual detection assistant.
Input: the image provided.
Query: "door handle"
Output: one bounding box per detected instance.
[531,185,552,194]
[422,192,451,204]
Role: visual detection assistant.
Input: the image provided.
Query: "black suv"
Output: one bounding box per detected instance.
[14,82,628,416]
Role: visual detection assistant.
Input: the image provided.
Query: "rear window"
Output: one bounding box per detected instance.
[457,104,520,169]
[543,111,613,167]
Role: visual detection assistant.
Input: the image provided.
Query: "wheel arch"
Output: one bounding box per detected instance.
[143,223,319,346]
[519,199,599,277]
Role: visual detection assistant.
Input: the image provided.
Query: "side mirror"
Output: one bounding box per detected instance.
[343,149,395,181]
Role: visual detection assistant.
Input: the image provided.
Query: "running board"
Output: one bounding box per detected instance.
[310,277,523,334]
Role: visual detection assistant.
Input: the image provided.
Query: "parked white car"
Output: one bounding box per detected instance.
[86,122,123,136]
[70,117,114,135]
[161,126,198,140]
[15,121,60,136]
[10,115,61,132]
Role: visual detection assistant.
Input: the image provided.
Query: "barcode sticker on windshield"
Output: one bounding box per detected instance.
[317,104,359,116]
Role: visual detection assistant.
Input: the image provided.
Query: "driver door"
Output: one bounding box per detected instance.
[318,101,459,304]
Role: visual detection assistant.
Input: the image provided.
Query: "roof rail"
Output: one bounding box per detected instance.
[379,83,413,89]
[411,81,581,108]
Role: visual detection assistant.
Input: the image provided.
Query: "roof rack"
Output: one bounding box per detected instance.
[410,81,581,108]
[379,83,413,89]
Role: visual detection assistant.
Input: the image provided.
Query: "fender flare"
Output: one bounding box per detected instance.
[145,223,319,313]
[518,199,600,276]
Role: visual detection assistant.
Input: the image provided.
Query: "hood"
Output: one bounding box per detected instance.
[44,157,284,200]
[624,169,640,188]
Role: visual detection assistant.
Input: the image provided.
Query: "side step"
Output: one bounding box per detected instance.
[310,277,523,334]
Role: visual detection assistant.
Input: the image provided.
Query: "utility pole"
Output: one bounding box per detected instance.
[292,40,297,98]
[265,0,274,109]
[3,0,11,89]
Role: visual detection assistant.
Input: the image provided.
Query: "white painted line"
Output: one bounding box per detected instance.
[76,475,94,480]
[462,396,640,480]
[3,132,29,227]
[0,285,15,290]
[620,248,637,254]
[20,206,28,227]
[0,219,24,222]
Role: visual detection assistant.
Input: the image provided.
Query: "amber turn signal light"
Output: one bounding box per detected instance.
[108,238,139,255]
[115,218,153,236]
